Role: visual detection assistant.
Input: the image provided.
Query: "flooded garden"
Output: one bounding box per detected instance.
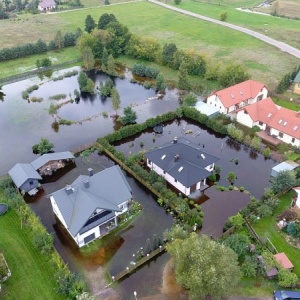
[0,67,278,299]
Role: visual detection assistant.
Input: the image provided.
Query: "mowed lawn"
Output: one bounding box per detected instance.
[0,208,64,300]
[168,0,300,49]
[252,192,300,277]
[0,2,298,89]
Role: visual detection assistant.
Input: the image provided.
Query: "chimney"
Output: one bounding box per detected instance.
[88,168,93,177]
[174,154,180,162]
[173,137,178,144]
[65,185,73,195]
[84,179,89,188]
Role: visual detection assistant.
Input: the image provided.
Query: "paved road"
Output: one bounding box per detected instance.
[149,0,300,59]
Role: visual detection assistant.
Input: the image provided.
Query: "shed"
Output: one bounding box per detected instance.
[195,101,220,118]
[274,252,294,270]
[271,160,299,178]
[257,255,278,279]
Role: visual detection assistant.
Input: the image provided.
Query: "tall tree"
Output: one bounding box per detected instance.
[111,87,120,116]
[82,46,95,71]
[155,73,166,91]
[54,30,64,49]
[121,106,137,125]
[101,47,109,71]
[84,15,96,33]
[219,63,250,87]
[106,54,116,75]
[98,13,117,29]
[166,233,241,300]
[178,60,190,90]
[162,43,177,67]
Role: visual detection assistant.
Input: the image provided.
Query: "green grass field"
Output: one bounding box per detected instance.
[0,207,64,300]
[0,1,298,89]
[252,192,300,277]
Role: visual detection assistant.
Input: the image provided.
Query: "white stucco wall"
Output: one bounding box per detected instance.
[207,95,226,114]
[269,128,300,147]
[236,111,254,128]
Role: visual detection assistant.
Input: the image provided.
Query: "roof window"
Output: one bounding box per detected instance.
[278,119,282,124]
[201,154,206,159]
[293,126,298,131]
[267,113,272,118]
[178,166,184,172]
[161,154,166,160]
[283,121,287,126]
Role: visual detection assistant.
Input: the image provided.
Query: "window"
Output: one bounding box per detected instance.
[257,95,263,101]
[292,138,295,143]
[29,181,33,185]
[279,132,283,138]
[259,121,263,126]
[174,179,177,183]
[163,171,166,174]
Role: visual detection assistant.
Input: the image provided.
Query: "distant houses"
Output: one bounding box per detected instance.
[38,0,56,11]
[49,166,132,247]
[8,151,75,195]
[145,137,219,196]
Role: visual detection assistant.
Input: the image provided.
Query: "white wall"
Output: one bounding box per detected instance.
[236,111,254,128]
[207,95,227,114]
[269,128,300,147]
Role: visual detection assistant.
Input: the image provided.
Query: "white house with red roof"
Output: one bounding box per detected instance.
[236,97,300,146]
[38,0,56,11]
[207,80,268,114]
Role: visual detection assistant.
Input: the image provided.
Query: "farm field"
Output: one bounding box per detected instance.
[166,0,300,49]
[0,1,299,89]
[0,204,63,300]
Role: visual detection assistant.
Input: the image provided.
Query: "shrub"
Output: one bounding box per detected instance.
[30,97,43,103]
[59,119,74,125]
[22,91,29,100]
[143,81,152,89]
[49,94,67,100]
[219,12,228,21]
[240,186,244,192]
[132,63,159,79]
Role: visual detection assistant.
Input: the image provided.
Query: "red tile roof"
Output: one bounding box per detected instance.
[212,80,266,108]
[238,97,278,123]
[268,107,300,139]
[274,252,294,270]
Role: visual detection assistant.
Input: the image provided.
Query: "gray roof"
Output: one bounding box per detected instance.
[8,163,42,188]
[50,165,132,236]
[271,160,299,177]
[195,101,220,117]
[145,137,219,187]
[31,151,74,170]
[294,71,300,84]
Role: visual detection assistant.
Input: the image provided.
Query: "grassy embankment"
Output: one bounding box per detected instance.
[0,194,64,300]
[0,1,299,89]
[167,0,300,49]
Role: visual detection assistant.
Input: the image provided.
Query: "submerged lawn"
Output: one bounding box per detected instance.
[0,205,63,300]
[252,192,300,277]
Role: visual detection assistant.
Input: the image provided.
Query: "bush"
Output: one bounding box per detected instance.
[49,94,67,100]
[22,91,29,99]
[219,12,228,21]
[26,84,39,94]
[132,63,159,79]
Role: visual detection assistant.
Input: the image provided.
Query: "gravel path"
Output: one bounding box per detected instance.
[149,0,300,59]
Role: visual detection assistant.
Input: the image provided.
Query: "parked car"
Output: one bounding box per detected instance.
[274,290,300,300]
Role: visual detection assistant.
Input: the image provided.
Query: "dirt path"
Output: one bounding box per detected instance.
[149,0,300,59]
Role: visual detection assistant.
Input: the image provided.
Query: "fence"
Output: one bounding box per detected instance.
[0,58,82,86]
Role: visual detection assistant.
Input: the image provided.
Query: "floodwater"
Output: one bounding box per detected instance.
[0,67,179,175]
[1,68,278,299]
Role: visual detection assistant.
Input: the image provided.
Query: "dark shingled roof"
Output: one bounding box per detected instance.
[145,137,219,187]
[8,163,42,188]
[50,165,132,236]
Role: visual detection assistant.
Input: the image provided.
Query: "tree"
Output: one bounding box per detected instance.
[250,136,261,150]
[111,87,120,116]
[219,63,250,87]
[32,138,54,154]
[106,54,116,75]
[84,15,96,33]
[183,93,197,106]
[101,47,109,71]
[174,0,181,4]
[228,213,244,230]
[271,170,297,194]
[77,72,95,93]
[82,47,95,71]
[278,269,298,287]
[162,43,177,67]
[155,73,166,91]
[220,12,228,21]
[223,233,250,259]
[178,60,190,90]
[98,13,117,29]
[54,31,64,49]
[264,147,271,158]
[227,171,236,183]
[121,106,137,125]
[166,233,241,300]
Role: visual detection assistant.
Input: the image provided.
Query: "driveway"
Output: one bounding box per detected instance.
[149,0,300,59]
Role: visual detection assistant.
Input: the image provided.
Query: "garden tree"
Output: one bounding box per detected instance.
[264,147,271,158]
[183,49,207,76]
[106,54,116,76]
[98,13,117,29]
[163,225,189,242]
[54,30,64,49]
[77,72,95,93]
[183,93,197,106]
[166,233,241,300]
[174,0,181,4]
[76,33,97,56]
[219,63,250,87]
[111,87,121,116]
[227,124,243,142]
[271,170,297,194]
[84,14,96,33]
[82,46,95,71]
[278,269,298,287]
[220,12,228,21]
[32,138,54,154]
[250,136,261,150]
[257,204,272,218]
[178,60,190,90]
[286,221,300,237]
[125,35,161,62]
[241,255,257,277]
[223,233,250,259]
[227,171,236,183]
[162,43,177,67]
[101,47,109,71]
[155,73,166,91]
[228,212,244,230]
[121,106,137,125]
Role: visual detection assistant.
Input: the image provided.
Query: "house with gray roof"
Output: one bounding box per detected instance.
[8,163,42,194]
[38,0,56,11]
[49,165,132,247]
[145,137,219,196]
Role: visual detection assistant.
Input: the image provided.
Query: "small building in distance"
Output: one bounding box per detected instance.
[271,160,299,178]
[38,0,56,11]
[292,70,300,95]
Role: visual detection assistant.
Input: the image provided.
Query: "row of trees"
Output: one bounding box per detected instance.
[79,13,249,89]
[0,28,82,62]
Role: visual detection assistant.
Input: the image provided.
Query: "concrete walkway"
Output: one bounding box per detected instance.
[149,0,300,59]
